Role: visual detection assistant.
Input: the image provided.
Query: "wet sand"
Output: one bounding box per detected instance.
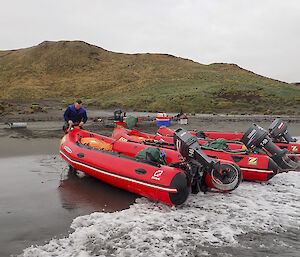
[0,115,299,256]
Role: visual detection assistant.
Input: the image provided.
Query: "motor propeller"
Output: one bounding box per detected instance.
[173,128,242,193]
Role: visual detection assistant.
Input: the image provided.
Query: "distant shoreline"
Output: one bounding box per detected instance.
[1,99,300,123]
[1,106,299,142]
[1,106,300,123]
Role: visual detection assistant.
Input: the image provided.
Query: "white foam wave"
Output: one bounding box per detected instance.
[22,170,300,257]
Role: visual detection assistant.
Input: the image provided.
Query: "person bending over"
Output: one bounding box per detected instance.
[63,99,87,132]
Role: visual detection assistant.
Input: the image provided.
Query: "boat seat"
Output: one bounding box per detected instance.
[81,137,113,151]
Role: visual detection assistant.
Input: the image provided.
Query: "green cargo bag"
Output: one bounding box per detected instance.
[126,115,138,129]
[135,147,167,165]
[202,138,231,151]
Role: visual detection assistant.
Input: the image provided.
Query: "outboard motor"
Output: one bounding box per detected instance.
[268,118,297,143]
[241,124,297,170]
[174,128,241,193]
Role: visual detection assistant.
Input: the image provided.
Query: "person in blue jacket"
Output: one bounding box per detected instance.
[63,99,87,132]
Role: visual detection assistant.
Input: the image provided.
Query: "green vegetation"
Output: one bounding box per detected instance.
[0,40,299,114]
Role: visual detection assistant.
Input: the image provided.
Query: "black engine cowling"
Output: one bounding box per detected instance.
[268,118,297,143]
[241,124,297,170]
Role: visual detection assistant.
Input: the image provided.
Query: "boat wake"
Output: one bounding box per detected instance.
[22,170,300,257]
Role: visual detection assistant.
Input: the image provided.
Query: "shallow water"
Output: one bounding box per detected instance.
[22,172,300,257]
[0,155,138,257]
[0,121,299,256]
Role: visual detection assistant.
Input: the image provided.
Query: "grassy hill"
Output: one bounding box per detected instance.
[0,40,299,115]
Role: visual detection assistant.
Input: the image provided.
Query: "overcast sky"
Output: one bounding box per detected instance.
[1,0,299,82]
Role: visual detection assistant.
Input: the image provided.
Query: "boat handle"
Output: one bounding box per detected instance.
[77,153,85,158]
[135,168,147,175]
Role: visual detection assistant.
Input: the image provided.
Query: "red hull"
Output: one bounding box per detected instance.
[60,128,190,206]
[192,131,244,140]
[158,126,300,155]
[113,127,279,181]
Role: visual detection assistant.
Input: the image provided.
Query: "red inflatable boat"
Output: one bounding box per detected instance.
[60,128,241,205]
[187,131,300,156]
[158,118,300,156]
[157,125,300,162]
[112,127,287,181]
